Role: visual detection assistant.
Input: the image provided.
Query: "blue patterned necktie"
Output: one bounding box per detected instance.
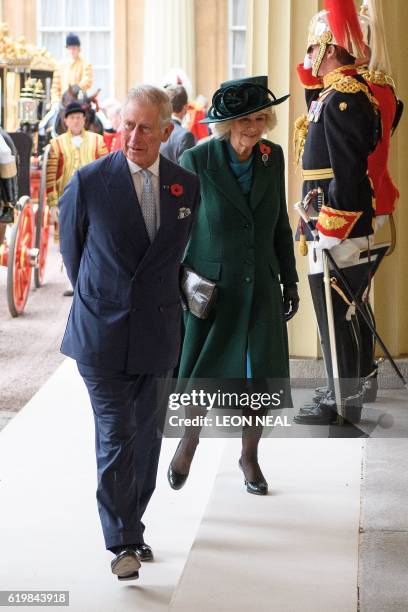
[139,169,157,242]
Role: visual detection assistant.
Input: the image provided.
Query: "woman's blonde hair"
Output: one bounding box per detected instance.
[211,106,277,140]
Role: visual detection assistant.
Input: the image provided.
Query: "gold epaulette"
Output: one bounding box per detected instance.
[293,114,309,166]
[329,76,379,108]
[359,68,396,90]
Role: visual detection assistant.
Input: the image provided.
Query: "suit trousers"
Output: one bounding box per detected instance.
[77,362,169,550]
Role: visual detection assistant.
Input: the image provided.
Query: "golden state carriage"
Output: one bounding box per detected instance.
[0,23,55,316]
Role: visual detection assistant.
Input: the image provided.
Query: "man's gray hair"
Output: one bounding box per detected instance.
[122,85,172,129]
[211,107,277,140]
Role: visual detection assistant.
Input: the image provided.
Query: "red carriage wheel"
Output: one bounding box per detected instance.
[7,197,34,317]
[34,145,51,288]
[34,202,50,288]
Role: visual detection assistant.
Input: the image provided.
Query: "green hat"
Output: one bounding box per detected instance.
[200,75,290,124]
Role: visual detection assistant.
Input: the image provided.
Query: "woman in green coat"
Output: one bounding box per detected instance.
[168,76,299,495]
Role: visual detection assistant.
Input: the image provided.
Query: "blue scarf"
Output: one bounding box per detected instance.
[225,140,254,196]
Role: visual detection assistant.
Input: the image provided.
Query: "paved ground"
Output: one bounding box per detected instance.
[1,359,407,610]
[1,249,407,609]
[0,239,71,428]
[1,235,407,433]
[359,439,408,612]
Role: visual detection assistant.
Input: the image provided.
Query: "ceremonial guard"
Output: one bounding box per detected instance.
[293,0,381,424]
[356,0,402,226]
[295,0,402,412]
[353,1,402,401]
[46,101,107,296]
[51,33,93,104]
[46,102,108,208]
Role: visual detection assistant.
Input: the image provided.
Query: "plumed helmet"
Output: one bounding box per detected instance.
[359,1,371,48]
[307,0,367,76]
[358,0,392,74]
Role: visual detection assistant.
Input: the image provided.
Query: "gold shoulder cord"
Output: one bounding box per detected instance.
[323,65,356,88]
[293,115,309,166]
[359,68,396,90]
[330,76,380,108]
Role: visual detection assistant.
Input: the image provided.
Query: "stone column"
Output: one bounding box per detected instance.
[1,0,36,41]
[246,0,322,357]
[143,0,196,95]
[370,0,408,356]
[195,0,228,101]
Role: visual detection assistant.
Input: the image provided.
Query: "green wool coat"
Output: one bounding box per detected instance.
[179,137,298,379]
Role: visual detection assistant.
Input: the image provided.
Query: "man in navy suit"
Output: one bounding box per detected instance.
[160,85,196,163]
[58,85,200,581]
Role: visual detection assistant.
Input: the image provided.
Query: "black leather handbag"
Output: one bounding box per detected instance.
[181,266,218,319]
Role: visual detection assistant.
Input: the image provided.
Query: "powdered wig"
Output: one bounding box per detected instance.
[123,85,172,130]
[211,106,277,140]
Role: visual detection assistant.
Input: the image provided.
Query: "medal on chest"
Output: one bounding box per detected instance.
[308,99,324,123]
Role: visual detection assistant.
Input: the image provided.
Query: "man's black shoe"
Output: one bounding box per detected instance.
[111,547,140,581]
[294,401,338,425]
[0,206,14,224]
[298,392,336,416]
[117,571,139,581]
[135,543,154,562]
[312,386,332,403]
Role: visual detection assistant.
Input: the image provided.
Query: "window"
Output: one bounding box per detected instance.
[228,0,248,79]
[37,0,113,99]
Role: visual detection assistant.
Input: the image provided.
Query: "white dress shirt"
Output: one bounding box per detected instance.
[126,156,161,230]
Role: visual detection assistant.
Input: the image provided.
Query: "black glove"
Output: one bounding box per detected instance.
[282,284,299,322]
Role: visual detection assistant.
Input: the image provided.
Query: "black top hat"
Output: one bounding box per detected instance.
[200,75,289,124]
[66,32,81,47]
[64,102,86,118]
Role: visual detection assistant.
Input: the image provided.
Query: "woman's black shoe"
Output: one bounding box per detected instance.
[238,458,268,496]
[167,438,199,490]
[167,464,188,490]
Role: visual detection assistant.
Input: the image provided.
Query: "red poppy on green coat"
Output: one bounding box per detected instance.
[259,142,271,156]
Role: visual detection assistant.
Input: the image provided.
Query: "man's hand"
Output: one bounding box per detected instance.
[283,284,300,322]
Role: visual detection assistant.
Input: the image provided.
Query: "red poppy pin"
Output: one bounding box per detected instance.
[259,142,271,165]
[170,183,184,197]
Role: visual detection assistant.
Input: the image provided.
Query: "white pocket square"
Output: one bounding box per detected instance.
[178,207,191,219]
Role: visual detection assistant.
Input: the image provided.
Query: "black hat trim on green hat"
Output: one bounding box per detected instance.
[200,83,290,124]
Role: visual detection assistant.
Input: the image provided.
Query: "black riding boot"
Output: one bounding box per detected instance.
[358,302,378,403]
[294,271,362,424]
